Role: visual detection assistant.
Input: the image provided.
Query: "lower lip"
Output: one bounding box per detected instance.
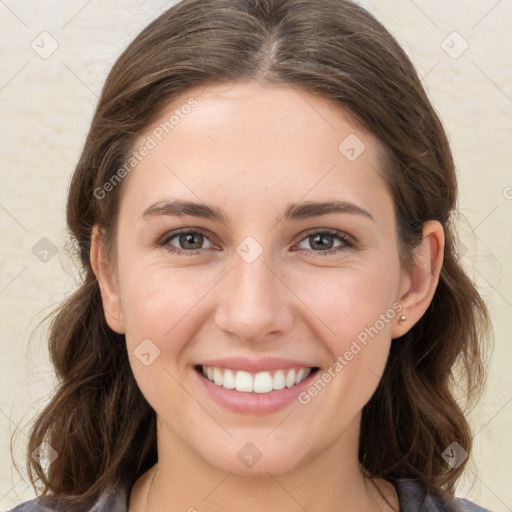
[194,367,319,415]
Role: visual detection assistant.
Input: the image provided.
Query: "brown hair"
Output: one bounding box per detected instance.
[13,0,492,509]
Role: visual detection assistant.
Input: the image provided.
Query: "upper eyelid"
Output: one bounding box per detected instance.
[158,227,214,245]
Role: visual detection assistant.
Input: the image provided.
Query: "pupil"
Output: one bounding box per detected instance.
[181,233,202,249]
[312,233,332,250]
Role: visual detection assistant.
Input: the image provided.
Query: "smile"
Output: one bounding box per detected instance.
[197,365,318,394]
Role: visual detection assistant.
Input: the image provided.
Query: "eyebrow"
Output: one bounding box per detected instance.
[141,199,375,224]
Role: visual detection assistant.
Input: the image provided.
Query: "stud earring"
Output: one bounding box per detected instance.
[398,315,407,324]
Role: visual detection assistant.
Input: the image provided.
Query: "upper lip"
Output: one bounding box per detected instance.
[196,357,318,373]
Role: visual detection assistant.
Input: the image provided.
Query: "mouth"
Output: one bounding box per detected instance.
[194,364,320,394]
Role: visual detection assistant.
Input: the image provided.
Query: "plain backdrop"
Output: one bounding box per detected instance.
[0,1,511,510]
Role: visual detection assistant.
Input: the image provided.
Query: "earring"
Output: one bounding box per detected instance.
[398,315,406,324]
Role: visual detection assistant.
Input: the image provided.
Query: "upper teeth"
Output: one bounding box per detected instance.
[201,366,312,393]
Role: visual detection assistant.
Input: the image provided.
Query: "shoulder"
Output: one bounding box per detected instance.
[395,479,491,512]
[6,484,129,512]
[8,479,491,512]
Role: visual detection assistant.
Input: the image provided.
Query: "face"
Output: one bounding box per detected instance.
[96,81,413,475]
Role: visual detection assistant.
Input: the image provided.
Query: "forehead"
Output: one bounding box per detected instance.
[120,81,392,226]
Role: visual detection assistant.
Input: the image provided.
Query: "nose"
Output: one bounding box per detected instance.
[214,249,294,344]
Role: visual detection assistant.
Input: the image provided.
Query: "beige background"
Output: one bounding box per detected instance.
[0,1,511,510]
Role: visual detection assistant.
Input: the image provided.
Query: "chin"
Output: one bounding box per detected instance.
[197,433,312,476]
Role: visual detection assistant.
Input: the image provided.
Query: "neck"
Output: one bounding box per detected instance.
[134,416,398,512]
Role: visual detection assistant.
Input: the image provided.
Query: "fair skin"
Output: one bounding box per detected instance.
[91,81,444,512]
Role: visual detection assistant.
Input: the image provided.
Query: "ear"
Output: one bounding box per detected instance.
[90,225,126,334]
[392,220,445,339]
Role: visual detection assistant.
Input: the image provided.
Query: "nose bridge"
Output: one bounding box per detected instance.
[233,251,277,303]
[214,244,293,341]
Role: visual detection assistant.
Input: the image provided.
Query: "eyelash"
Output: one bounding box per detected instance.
[158,228,355,257]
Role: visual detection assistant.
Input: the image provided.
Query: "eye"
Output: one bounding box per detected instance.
[159,229,214,255]
[294,229,354,255]
[158,228,354,257]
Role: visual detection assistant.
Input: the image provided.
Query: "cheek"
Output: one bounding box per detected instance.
[295,266,398,419]
[294,258,399,345]
[275,261,400,438]
[118,262,210,410]
[119,256,210,337]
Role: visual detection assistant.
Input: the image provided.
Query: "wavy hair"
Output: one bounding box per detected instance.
[13,0,492,510]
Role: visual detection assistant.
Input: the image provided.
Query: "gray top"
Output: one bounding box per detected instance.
[7,479,491,511]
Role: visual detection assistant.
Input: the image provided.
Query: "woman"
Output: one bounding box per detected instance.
[9,0,493,510]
